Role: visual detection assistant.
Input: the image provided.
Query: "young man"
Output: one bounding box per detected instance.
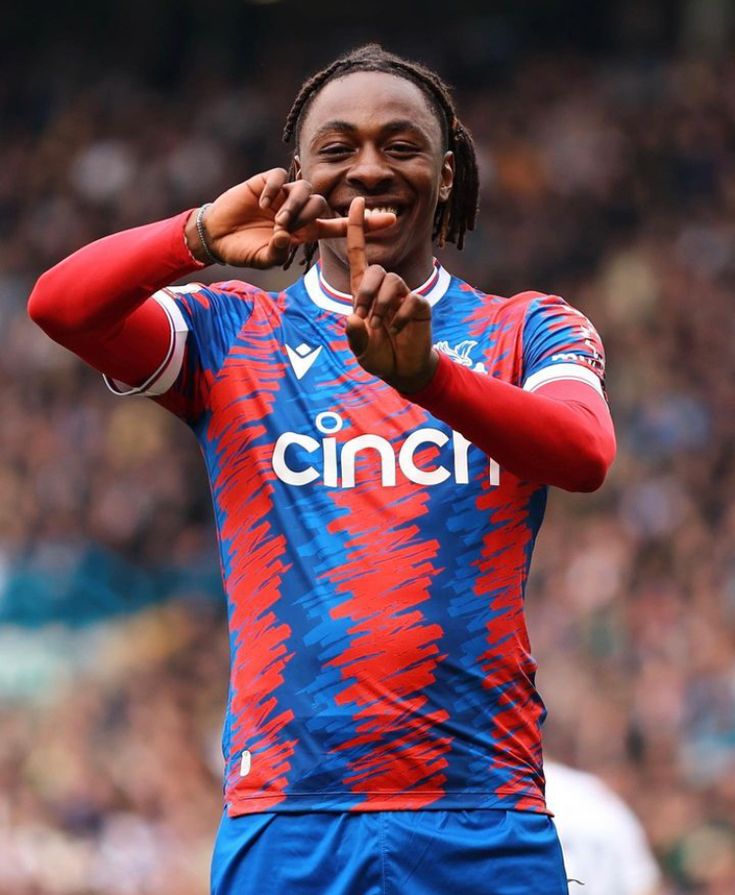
[29,45,615,895]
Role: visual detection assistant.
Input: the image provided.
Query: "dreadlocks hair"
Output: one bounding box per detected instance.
[282,44,480,270]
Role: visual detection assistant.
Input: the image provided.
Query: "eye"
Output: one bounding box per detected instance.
[387,142,419,156]
[319,143,353,158]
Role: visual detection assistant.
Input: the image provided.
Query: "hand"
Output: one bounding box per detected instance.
[345,197,438,393]
[186,169,395,268]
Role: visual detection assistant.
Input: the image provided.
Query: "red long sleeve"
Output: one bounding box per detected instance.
[27,210,203,385]
[407,352,616,492]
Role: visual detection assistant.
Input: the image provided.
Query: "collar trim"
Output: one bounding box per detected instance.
[304,260,450,316]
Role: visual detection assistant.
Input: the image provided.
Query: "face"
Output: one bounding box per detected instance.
[296,70,454,288]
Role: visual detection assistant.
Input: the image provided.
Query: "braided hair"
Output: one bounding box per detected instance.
[282,44,480,269]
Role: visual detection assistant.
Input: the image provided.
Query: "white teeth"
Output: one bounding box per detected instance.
[363,206,398,217]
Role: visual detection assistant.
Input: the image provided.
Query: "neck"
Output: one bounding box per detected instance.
[317,243,437,294]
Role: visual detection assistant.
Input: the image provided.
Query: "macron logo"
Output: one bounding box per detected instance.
[285,343,322,380]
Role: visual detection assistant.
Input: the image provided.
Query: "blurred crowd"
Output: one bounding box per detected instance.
[2,43,735,895]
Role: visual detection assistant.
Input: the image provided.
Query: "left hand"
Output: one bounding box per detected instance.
[344,198,438,393]
[186,169,395,269]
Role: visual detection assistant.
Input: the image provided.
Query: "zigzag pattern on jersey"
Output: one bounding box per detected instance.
[201,294,298,812]
[261,305,454,808]
[413,288,547,808]
[322,376,452,808]
[474,295,548,810]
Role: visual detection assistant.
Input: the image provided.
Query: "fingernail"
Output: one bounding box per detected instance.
[370,317,382,330]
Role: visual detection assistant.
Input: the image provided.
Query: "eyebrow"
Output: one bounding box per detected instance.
[309,119,431,144]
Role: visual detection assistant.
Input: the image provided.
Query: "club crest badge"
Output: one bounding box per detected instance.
[434,339,486,373]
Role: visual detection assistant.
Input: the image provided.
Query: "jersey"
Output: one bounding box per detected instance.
[105,260,607,817]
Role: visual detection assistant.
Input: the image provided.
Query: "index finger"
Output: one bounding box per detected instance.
[347,197,367,299]
[256,168,289,209]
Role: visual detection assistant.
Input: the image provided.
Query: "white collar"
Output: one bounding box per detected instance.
[303,260,451,316]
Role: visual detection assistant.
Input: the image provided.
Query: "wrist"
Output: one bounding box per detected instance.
[185,204,226,266]
[184,209,210,265]
[392,349,440,395]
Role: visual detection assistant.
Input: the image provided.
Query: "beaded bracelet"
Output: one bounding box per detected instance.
[195,203,225,265]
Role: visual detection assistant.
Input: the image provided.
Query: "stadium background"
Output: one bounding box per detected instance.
[2,1,735,891]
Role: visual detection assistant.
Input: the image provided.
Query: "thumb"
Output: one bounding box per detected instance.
[263,227,291,265]
[345,313,369,359]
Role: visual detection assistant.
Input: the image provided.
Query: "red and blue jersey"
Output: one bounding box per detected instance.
[106,261,606,817]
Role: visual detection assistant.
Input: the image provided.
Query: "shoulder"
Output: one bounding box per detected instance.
[438,272,515,327]
[442,271,506,306]
[515,290,600,329]
[444,275,553,317]
[157,278,281,330]
[162,278,267,309]
[507,290,587,326]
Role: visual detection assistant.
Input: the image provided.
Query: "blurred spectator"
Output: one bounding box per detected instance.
[545,759,663,895]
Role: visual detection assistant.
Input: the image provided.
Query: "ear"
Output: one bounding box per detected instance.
[438,151,454,203]
[293,154,302,179]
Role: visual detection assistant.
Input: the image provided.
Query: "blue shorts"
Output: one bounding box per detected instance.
[211,809,569,895]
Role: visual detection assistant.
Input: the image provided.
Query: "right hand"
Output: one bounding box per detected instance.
[344,198,438,393]
[186,168,395,268]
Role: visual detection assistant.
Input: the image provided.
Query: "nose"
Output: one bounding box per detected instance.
[345,144,394,192]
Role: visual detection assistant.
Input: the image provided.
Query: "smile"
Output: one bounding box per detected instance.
[334,202,404,218]
[364,205,400,217]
